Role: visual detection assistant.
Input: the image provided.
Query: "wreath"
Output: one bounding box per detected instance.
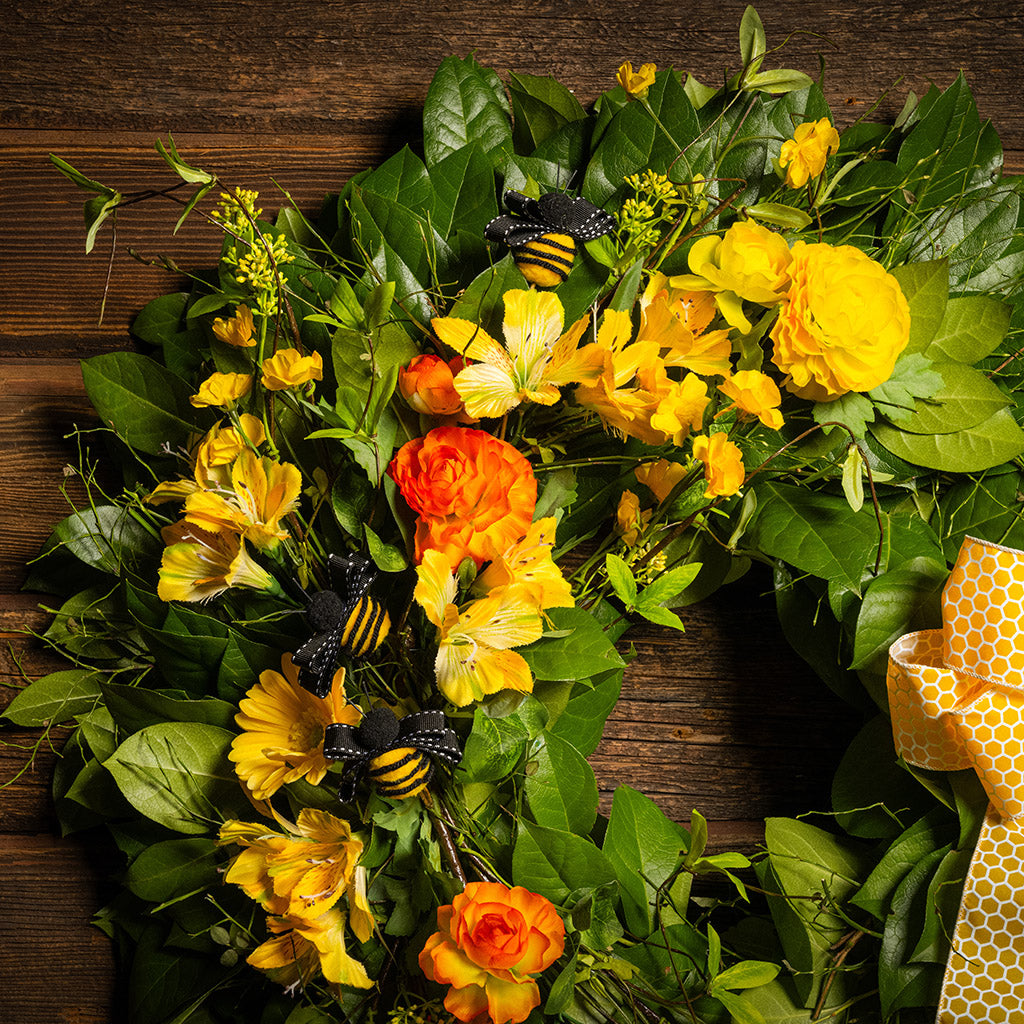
[9,8,1024,1023]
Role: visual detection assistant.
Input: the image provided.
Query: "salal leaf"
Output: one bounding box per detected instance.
[508,71,586,153]
[512,820,616,904]
[886,361,1009,435]
[524,731,598,834]
[2,670,104,726]
[422,55,512,167]
[890,259,948,356]
[924,294,1011,364]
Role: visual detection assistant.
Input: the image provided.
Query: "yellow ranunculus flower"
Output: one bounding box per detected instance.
[617,61,657,98]
[634,459,686,503]
[261,348,324,391]
[779,118,840,189]
[770,241,911,400]
[190,371,253,408]
[718,370,784,430]
[211,304,255,347]
[692,433,745,498]
[670,221,792,332]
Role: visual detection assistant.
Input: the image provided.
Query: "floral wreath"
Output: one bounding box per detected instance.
[10,8,1024,1023]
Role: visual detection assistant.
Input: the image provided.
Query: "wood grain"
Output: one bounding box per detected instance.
[3,2,1023,1020]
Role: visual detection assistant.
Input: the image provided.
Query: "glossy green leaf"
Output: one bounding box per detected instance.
[925,295,1011,364]
[2,669,104,726]
[53,505,156,575]
[512,820,616,904]
[525,732,598,835]
[546,669,623,757]
[889,361,1009,435]
[429,143,498,240]
[518,606,626,681]
[508,71,586,153]
[124,837,218,902]
[459,707,530,783]
[890,260,948,356]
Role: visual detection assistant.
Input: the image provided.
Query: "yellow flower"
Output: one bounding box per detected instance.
[770,241,911,400]
[617,61,657,98]
[247,906,372,990]
[670,221,792,332]
[212,305,255,347]
[190,371,253,408]
[692,433,745,498]
[615,490,650,547]
[184,449,302,550]
[718,370,784,429]
[779,118,840,189]
[635,459,686,503]
[261,348,324,391]
[473,517,574,612]
[638,274,732,376]
[414,549,544,707]
[648,373,711,446]
[157,522,276,602]
[229,657,358,800]
[435,289,604,420]
[220,809,371,931]
[195,413,265,476]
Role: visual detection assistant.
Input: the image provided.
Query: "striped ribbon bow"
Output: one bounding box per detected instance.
[888,536,1024,1023]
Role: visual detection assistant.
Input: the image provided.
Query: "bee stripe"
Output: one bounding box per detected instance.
[514,233,576,285]
[369,747,433,798]
[341,597,390,657]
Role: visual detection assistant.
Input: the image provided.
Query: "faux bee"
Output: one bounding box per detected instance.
[291,553,391,698]
[484,189,616,287]
[324,707,462,801]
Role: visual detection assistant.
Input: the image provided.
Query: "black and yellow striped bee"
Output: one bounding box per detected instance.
[291,553,391,698]
[484,189,616,288]
[324,707,462,801]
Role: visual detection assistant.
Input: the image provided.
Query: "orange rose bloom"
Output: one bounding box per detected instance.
[388,427,537,569]
[419,882,565,1024]
[400,354,469,417]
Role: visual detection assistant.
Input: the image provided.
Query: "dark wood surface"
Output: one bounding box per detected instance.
[2,3,1022,1020]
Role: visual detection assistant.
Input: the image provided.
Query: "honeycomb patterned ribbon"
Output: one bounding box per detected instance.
[887,536,1024,1023]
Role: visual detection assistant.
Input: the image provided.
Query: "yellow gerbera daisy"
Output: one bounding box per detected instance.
[414,549,544,707]
[434,288,604,419]
[229,657,358,800]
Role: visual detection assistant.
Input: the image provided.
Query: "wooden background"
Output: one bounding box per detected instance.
[2,2,1022,1020]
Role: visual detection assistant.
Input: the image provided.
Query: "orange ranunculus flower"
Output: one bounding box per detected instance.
[692,433,745,498]
[617,61,657,99]
[387,427,537,569]
[419,882,565,1024]
[779,118,840,189]
[400,354,470,417]
[770,241,911,400]
[718,370,784,429]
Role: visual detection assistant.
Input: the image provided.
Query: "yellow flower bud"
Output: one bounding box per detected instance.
[617,61,657,99]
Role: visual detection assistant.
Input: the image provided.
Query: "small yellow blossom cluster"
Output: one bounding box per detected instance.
[210,188,262,236]
[147,413,301,601]
[617,170,707,261]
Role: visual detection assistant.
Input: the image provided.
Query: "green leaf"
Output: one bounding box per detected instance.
[603,785,691,937]
[512,820,616,905]
[429,143,499,240]
[124,837,218,902]
[105,723,245,834]
[738,5,767,74]
[458,706,530,783]
[518,607,626,681]
[524,731,598,834]
[131,293,206,378]
[743,202,812,230]
[358,145,433,215]
[937,467,1024,562]
[2,669,104,726]
[713,959,781,992]
[547,669,623,757]
[363,521,408,572]
[50,153,112,194]
[743,68,814,94]
[53,505,156,574]
[637,562,702,608]
[869,352,944,426]
[155,137,214,185]
[871,406,1024,472]
[908,844,971,963]
[925,295,1011,364]
[508,71,586,153]
[83,191,122,253]
[101,681,236,733]
[422,55,512,167]
[888,361,1009,435]
[890,260,948,356]
[604,553,637,606]
[81,352,204,455]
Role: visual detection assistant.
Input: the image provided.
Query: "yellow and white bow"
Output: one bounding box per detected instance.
[888,536,1024,1023]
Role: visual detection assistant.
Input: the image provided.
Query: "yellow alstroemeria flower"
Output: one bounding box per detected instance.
[692,432,745,498]
[635,459,686,503]
[248,906,372,989]
[211,304,255,347]
[435,289,604,420]
[415,549,544,707]
[779,118,840,189]
[617,61,657,99]
[474,517,574,613]
[229,657,359,800]
[156,522,276,602]
[261,348,324,391]
[184,449,302,550]
[220,808,372,931]
[190,371,253,409]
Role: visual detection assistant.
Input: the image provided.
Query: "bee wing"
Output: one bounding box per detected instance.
[485,214,552,249]
[546,194,615,241]
[502,190,542,219]
[328,552,375,600]
[400,711,462,767]
[291,629,342,698]
[324,722,368,761]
